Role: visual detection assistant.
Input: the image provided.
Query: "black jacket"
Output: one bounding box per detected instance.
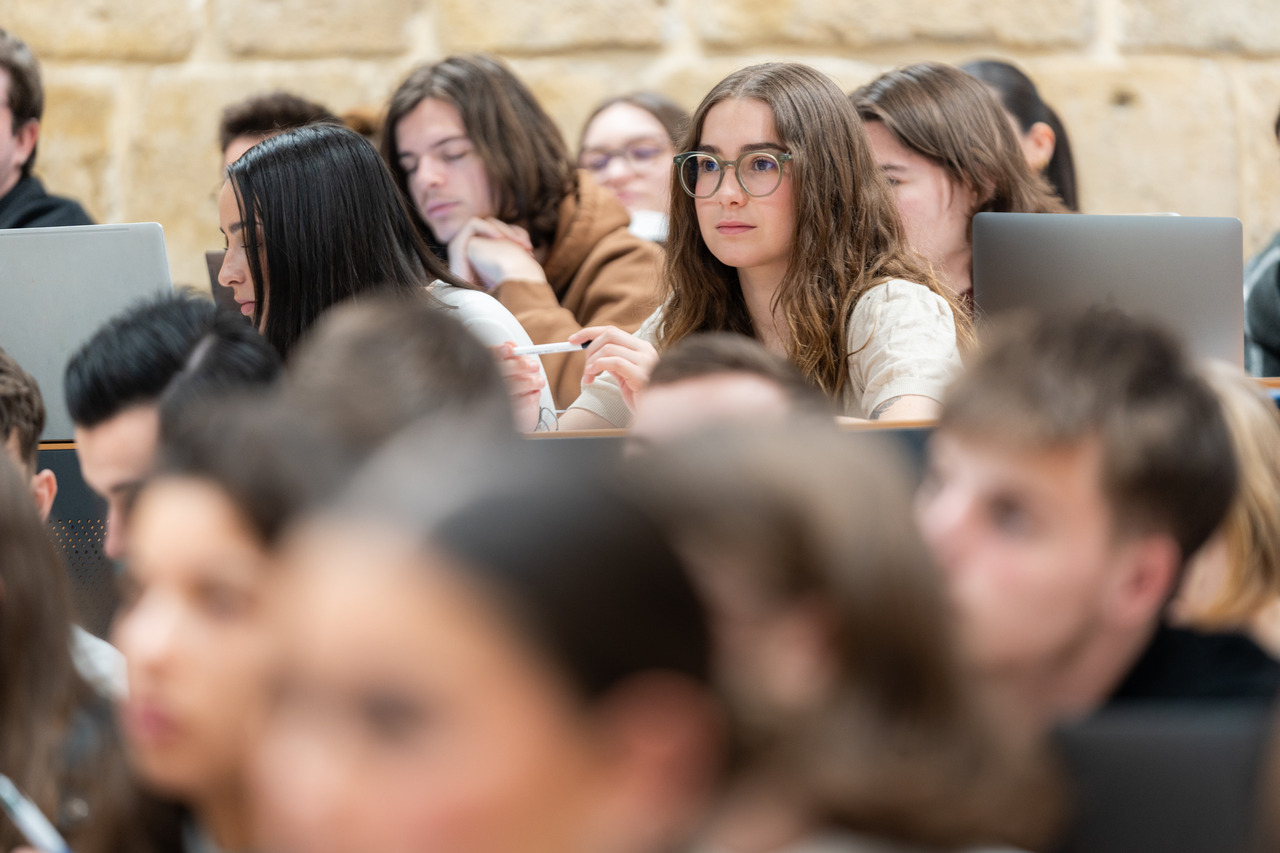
[1107,624,1280,706]
[0,175,93,229]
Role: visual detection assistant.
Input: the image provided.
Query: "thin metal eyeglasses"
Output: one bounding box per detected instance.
[579,139,671,173]
[673,150,793,199]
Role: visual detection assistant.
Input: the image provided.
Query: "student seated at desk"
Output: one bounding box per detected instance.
[218,123,556,430]
[852,62,1066,305]
[556,62,969,432]
[114,396,341,853]
[916,308,1280,739]
[634,426,1060,853]
[253,457,722,853]
[64,296,280,562]
[382,54,662,409]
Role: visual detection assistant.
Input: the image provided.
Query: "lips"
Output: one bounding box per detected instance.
[123,698,181,746]
[425,200,458,220]
[237,300,255,317]
[716,222,754,235]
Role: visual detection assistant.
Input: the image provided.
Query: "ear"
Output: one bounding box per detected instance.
[589,673,724,853]
[30,468,57,522]
[13,119,38,170]
[1021,121,1057,173]
[1104,534,1180,630]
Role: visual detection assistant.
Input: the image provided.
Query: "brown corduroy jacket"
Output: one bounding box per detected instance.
[495,172,662,408]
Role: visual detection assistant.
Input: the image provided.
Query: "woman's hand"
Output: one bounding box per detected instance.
[448,218,544,290]
[492,342,549,432]
[571,326,659,414]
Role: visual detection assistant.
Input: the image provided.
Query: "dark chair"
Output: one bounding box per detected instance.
[38,445,116,639]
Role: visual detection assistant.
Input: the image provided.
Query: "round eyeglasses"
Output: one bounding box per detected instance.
[673,150,793,199]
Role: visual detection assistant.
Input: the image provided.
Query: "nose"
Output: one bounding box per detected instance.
[599,155,634,185]
[217,246,244,290]
[411,159,446,197]
[915,484,972,578]
[712,166,747,205]
[114,591,183,677]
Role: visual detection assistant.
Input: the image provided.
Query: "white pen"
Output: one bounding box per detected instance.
[0,774,73,853]
[511,341,590,356]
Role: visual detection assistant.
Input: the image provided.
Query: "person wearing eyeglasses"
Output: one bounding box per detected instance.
[578,93,689,242]
[557,62,971,430]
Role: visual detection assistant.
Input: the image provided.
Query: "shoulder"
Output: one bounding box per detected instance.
[1112,626,1280,704]
[853,278,955,314]
[847,278,957,340]
[0,178,93,228]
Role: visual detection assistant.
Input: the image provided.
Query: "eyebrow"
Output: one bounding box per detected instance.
[226,221,243,235]
[699,142,787,155]
[428,135,470,151]
[879,163,909,174]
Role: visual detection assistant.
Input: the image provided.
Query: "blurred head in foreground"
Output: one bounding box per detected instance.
[627,332,831,451]
[255,453,722,853]
[114,394,341,852]
[634,426,1059,852]
[284,294,514,462]
[917,308,1240,730]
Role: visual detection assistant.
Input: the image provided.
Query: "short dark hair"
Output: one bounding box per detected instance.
[65,296,280,429]
[285,293,513,459]
[0,345,44,472]
[381,54,576,253]
[226,123,462,359]
[648,332,831,414]
[0,28,42,178]
[578,91,689,150]
[217,91,339,154]
[940,308,1238,562]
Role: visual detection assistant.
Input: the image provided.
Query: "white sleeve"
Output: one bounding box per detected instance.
[433,285,558,429]
[846,280,961,418]
[564,306,665,428]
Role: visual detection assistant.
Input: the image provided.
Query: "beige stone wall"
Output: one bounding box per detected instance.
[7,0,1280,289]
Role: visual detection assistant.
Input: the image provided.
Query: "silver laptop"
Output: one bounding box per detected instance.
[0,223,173,440]
[972,213,1244,366]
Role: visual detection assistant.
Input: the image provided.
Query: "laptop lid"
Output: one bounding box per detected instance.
[0,223,173,441]
[972,213,1244,366]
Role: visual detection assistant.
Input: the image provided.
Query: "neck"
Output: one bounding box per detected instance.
[938,246,973,300]
[737,266,787,356]
[0,168,22,200]
[193,780,253,853]
[979,621,1159,736]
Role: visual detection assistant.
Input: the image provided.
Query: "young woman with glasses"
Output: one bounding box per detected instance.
[577,92,689,242]
[557,62,972,429]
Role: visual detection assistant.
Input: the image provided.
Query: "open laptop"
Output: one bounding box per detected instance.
[972,213,1244,366]
[0,223,173,440]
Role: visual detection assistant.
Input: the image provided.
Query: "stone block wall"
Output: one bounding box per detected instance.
[6,0,1280,288]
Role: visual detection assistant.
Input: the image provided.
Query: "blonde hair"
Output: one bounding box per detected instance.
[1186,363,1280,627]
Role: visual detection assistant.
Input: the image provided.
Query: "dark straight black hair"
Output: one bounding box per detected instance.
[961,59,1078,211]
[225,122,467,359]
[65,295,280,429]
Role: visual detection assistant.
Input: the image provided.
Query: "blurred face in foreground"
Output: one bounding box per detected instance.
[115,477,277,804]
[255,523,676,853]
[915,431,1171,687]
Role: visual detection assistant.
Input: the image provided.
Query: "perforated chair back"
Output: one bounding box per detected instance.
[38,445,116,639]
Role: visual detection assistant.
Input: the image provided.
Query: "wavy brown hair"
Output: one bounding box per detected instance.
[852,62,1068,224]
[659,62,971,399]
[381,54,576,253]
